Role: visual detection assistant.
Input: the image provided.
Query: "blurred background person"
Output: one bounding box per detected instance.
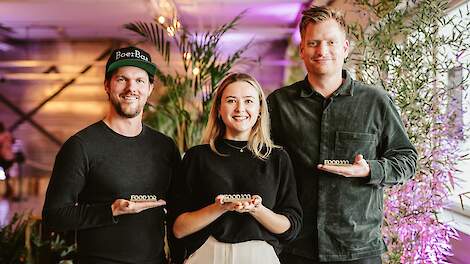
[0,121,15,199]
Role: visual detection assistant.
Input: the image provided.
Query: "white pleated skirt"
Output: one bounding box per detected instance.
[184,236,280,264]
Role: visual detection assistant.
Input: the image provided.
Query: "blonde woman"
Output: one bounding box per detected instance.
[168,73,302,264]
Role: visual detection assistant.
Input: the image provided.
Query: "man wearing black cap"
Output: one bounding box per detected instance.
[43,46,180,264]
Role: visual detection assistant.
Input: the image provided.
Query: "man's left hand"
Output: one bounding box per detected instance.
[111,199,166,216]
[317,154,370,177]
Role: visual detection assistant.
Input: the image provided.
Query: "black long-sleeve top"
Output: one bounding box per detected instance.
[168,139,302,261]
[42,121,180,264]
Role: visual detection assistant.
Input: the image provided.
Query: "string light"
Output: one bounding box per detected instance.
[172,18,181,30]
[166,26,175,37]
[151,0,181,35]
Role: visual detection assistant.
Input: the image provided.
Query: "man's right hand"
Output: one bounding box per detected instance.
[111,199,166,216]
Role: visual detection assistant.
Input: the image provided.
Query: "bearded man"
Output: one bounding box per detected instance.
[43,46,180,264]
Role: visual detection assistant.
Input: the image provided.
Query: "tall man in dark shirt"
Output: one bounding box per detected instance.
[267,6,418,264]
[43,46,180,264]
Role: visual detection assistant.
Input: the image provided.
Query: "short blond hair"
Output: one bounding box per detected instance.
[202,73,276,160]
[300,6,346,38]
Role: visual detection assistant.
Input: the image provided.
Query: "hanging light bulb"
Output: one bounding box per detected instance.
[158,16,166,24]
[192,67,200,76]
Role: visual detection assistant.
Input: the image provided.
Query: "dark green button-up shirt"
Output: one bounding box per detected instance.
[267,70,417,262]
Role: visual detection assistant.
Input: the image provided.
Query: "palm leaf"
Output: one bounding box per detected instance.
[127,11,251,151]
[124,22,172,63]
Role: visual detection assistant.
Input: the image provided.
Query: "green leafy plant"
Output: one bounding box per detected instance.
[349,0,470,262]
[0,213,27,263]
[0,213,76,264]
[283,39,305,86]
[125,12,251,151]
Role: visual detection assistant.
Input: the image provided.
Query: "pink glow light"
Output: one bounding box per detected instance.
[249,3,303,24]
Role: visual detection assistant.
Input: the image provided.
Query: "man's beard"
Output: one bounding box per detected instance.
[110,95,142,118]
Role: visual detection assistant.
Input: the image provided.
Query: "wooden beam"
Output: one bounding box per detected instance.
[0,60,106,67]
[10,46,113,131]
[0,93,62,145]
[1,73,102,82]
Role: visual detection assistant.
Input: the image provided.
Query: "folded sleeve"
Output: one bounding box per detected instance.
[167,149,197,263]
[367,96,418,186]
[273,149,303,242]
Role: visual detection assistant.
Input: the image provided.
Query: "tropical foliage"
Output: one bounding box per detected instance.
[0,213,75,263]
[125,12,251,151]
[349,0,470,262]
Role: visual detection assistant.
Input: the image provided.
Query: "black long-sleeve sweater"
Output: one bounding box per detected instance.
[42,121,180,264]
[168,139,302,262]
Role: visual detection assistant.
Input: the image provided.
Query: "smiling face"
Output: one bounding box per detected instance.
[218,81,261,141]
[105,66,153,119]
[300,18,349,78]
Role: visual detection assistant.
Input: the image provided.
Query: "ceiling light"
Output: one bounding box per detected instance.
[149,0,178,20]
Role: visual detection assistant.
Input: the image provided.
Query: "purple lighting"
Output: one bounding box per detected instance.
[292,25,301,44]
[249,3,303,23]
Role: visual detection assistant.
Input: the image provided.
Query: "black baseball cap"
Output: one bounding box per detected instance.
[105,46,157,77]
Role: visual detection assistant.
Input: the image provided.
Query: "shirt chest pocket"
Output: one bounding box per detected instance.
[334,131,377,162]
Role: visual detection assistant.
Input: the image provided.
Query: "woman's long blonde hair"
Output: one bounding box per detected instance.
[202,73,276,160]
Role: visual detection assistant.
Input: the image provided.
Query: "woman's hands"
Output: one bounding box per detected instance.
[173,194,290,238]
[214,194,290,235]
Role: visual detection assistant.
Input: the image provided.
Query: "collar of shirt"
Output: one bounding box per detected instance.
[299,69,354,98]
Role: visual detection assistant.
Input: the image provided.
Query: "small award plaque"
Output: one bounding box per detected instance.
[323,159,350,166]
[221,194,252,203]
[130,194,158,202]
